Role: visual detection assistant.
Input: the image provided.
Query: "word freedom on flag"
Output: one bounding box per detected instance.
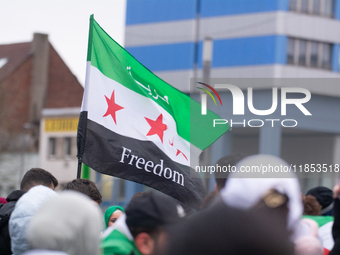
[77,15,228,209]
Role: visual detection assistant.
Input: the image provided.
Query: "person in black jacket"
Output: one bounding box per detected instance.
[0,167,58,255]
[0,190,26,255]
[330,184,340,255]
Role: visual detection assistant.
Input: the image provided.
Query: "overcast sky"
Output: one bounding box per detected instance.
[0,0,126,86]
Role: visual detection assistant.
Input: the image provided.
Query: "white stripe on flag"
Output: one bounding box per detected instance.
[83,63,201,167]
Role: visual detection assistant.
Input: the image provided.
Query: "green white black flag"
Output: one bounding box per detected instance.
[77,15,228,209]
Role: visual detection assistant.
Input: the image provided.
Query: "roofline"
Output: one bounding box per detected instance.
[41,107,81,117]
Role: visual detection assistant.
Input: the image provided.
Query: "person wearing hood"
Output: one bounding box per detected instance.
[221,154,304,239]
[104,206,125,229]
[220,154,324,255]
[1,167,58,255]
[166,198,294,255]
[0,190,26,255]
[306,186,334,216]
[9,185,57,255]
[22,191,102,255]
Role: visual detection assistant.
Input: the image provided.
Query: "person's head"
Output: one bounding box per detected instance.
[9,185,58,255]
[63,179,102,205]
[221,154,303,240]
[306,186,333,216]
[27,191,102,255]
[20,168,58,191]
[130,191,148,202]
[214,153,247,192]
[252,189,290,230]
[166,200,294,255]
[104,206,125,228]
[125,192,184,255]
[302,195,322,215]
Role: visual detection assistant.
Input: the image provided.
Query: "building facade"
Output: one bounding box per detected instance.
[0,34,84,196]
[98,0,340,204]
[39,108,80,184]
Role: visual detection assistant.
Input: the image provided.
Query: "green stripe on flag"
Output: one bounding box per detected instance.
[87,15,228,150]
[81,163,90,180]
[86,15,94,62]
[302,215,334,227]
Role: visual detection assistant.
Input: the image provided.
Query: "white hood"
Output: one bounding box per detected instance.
[26,191,102,255]
[9,185,58,255]
[221,154,303,239]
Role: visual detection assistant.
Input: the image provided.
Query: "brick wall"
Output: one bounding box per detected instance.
[0,57,32,134]
[45,45,84,109]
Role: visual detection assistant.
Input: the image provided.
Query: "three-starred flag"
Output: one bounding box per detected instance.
[77,15,229,209]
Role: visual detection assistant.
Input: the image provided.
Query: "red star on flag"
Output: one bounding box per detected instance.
[176,149,188,161]
[103,90,124,124]
[145,114,167,143]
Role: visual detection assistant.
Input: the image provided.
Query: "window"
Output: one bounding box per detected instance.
[287,38,295,64]
[290,0,298,11]
[301,0,309,13]
[64,137,72,157]
[313,0,321,14]
[117,179,125,199]
[324,0,334,17]
[49,138,56,158]
[310,42,319,67]
[287,37,332,70]
[322,43,332,69]
[298,39,307,66]
[290,0,334,18]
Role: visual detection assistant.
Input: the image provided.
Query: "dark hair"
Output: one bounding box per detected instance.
[303,195,322,215]
[214,153,247,191]
[20,168,58,191]
[63,179,102,204]
[130,191,148,202]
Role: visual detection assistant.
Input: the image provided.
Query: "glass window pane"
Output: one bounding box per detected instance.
[299,40,307,66]
[118,179,125,199]
[287,38,295,64]
[64,137,71,157]
[49,138,56,157]
[322,43,332,69]
[301,0,309,13]
[310,42,318,67]
[324,0,333,17]
[313,0,321,15]
[290,0,298,11]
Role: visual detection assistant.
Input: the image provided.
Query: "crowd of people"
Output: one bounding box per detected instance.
[0,154,340,255]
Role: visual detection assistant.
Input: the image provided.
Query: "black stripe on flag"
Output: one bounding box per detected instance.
[78,112,205,210]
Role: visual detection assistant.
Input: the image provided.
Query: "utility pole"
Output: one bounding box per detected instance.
[201,37,213,193]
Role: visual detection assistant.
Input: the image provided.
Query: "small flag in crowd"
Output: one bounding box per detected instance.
[77,15,228,209]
